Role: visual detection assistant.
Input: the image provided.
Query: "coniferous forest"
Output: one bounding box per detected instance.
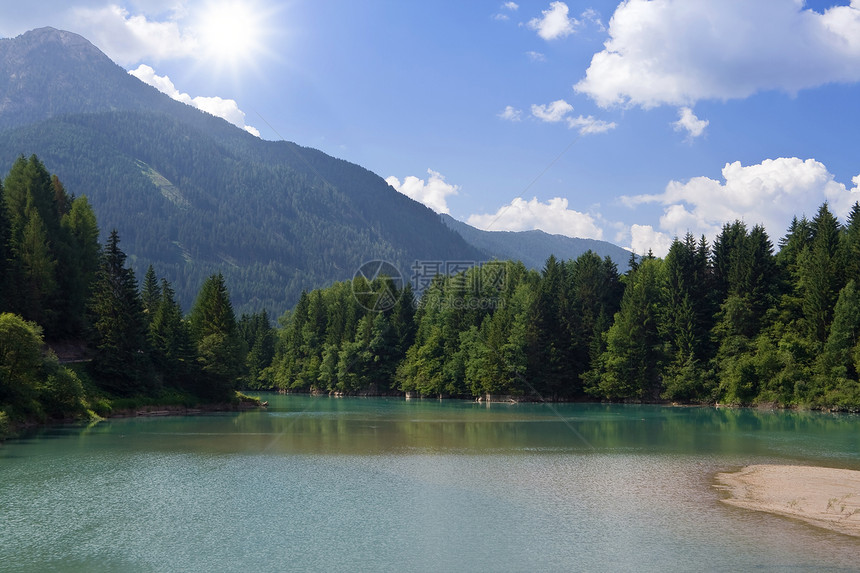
[0,156,266,434]
[255,204,860,411]
[3,156,860,439]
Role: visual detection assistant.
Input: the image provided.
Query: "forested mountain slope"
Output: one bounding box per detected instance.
[0,27,482,314]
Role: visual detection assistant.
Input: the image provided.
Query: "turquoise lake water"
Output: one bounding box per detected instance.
[1,394,859,572]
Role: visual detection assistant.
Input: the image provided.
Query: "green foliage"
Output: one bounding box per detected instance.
[0,312,44,411]
[88,229,152,395]
[0,156,272,425]
[4,155,860,412]
[587,259,664,400]
[38,365,87,419]
[148,278,197,389]
[188,273,244,399]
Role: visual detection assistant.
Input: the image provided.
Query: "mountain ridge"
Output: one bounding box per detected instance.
[440,214,632,271]
[0,27,631,314]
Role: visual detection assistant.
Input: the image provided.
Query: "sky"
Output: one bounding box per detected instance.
[3,0,860,256]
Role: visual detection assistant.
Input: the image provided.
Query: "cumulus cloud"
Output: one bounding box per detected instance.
[498,105,523,122]
[530,99,616,134]
[528,1,579,40]
[129,65,260,136]
[467,197,603,239]
[575,0,860,108]
[71,4,197,65]
[531,99,574,122]
[621,157,860,254]
[386,169,459,214]
[630,224,673,257]
[673,107,709,139]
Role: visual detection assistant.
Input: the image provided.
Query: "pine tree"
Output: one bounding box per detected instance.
[59,196,100,337]
[149,279,196,388]
[3,157,80,338]
[89,230,152,395]
[3,156,60,241]
[801,203,843,343]
[567,251,623,394]
[141,265,161,325]
[17,193,58,330]
[188,273,244,399]
[527,255,568,398]
[587,259,664,400]
[842,203,860,286]
[239,310,275,388]
[816,281,860,384]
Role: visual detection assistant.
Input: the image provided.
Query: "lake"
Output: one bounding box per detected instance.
[1,395,859,572]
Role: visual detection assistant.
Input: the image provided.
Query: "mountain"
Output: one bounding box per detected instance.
[0,27,483,315]
[440,214,632,271]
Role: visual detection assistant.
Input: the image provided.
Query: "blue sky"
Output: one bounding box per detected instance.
[3,0,860,256]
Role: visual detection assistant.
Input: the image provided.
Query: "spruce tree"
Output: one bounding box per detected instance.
[239,310,275,388]
[587,259,664,400]
[89,230,151,395]
[149,279,196,388]
[189,273,244,399]
[17,193,58,330]
[59,196,101,337]
[141,265,161,325]
[801,203,842,343]
[842,203,860,285]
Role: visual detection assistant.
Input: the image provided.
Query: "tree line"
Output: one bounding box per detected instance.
[0,156,269,430]
[256,204,860,410]
[4,155,860,431]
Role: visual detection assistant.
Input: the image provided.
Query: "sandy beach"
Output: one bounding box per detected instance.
[715,464,860,537]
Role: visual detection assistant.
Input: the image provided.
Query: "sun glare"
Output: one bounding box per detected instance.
[197,1,267,69]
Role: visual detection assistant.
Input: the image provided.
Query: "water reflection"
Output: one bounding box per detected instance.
[9,394,853,467]
[2,395,860,573]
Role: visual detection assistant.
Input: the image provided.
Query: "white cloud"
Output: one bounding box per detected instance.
[581,8,606,32]
[530,100,616,134]
[575,0,860,108]
[526,51,547,62]
[494,1,519,20]
[630,224,673,257]
[622,157,860,253]
[129,64,260,136]
[71,4,197,65]
[498,106,523,122]
[673,107,708,139]
[531,99,574,122]
[386,169,459,214]
[567,115,616,135]
[467,197,603,239]
[528,2,579,40]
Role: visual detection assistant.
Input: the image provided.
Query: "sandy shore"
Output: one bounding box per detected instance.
[715,464,860,537]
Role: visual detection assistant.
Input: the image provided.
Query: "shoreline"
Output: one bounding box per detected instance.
[1,394,265,441]
[715,464,860,537]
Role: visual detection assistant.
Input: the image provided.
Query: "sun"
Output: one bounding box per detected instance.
[196,1,268,70]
